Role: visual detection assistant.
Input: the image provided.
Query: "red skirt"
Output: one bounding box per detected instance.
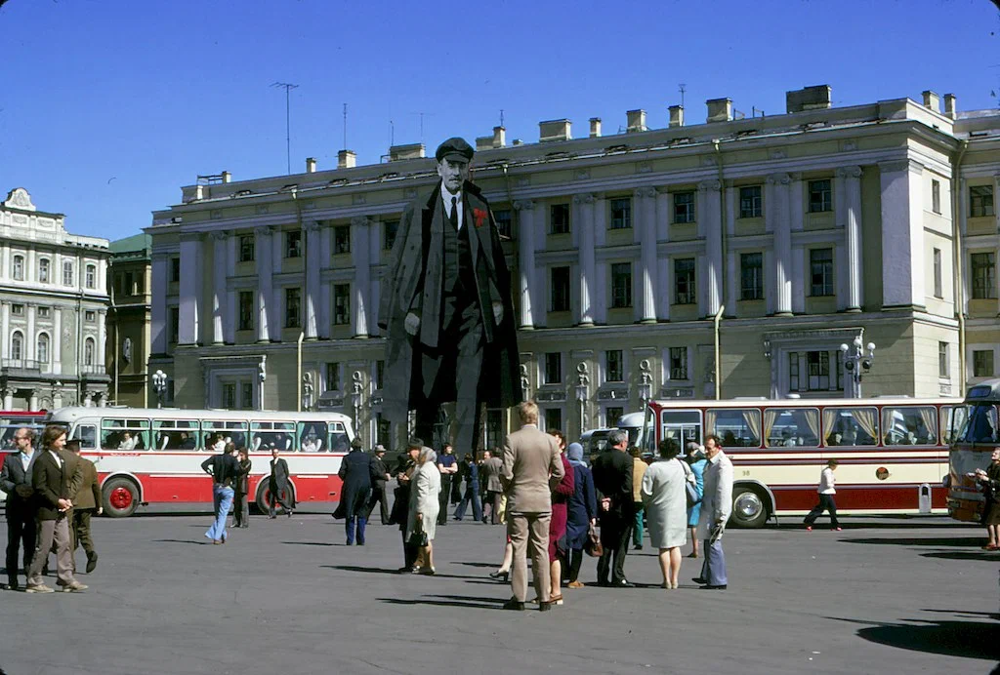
[549,503,568,561]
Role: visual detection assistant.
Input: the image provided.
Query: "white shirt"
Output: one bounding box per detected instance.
[48,449,63,469]
[441,184,464,230]
[818,466,836,494]
[20,448,34,472]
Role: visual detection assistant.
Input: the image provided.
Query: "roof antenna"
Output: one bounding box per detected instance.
[500,109,505,127]
[342,103,348,150]
[679,83,686,109]
[271,82,299,175]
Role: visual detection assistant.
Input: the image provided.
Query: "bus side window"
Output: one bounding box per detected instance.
[73,424,97,450]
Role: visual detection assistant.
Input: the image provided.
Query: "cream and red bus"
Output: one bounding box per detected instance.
[46,406,354,517]
[635,396,959,527]
[946,378,999,523]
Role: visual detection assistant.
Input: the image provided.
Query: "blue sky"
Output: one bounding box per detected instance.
[1,0,997,242]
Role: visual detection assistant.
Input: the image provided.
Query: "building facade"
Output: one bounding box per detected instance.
[106,233,152,407]
[0,188,111,411]
[147,86,1000,449]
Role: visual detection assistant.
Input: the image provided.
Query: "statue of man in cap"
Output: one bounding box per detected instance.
[378,137,520,455]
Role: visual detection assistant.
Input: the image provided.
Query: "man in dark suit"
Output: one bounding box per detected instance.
[25,425,86,593]
[68,439,102,574]
[337,438,378,545]
[366,445,391,525]
[436,443,458,526]
[1,427,39,590]
[268,448,293,518]
[453,452,482,522]
[591,429,635,588]
[378,137,520,455]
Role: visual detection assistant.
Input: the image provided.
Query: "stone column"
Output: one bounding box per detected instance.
[304,221,322,339]
[178,233,204,345]
[636,187,658,323]
[515,200,535,329]
[53,307,62,375]
[2,390,12,410]
[28,390,38,412]
[97,310,107,367]
[838,166,864,311]
[211,231,226,345]
[25,305,35,362]
[0,302,8,360]
[319,224,333,339]
[767,173,793,315]
[575,193,596,326]
[351,216,371,337]
[150,254,169,353]
[271,230,283,342]
[699,180,724,317]
[255,226,273,342]
[879,159,925,309]
[225,235,237,344]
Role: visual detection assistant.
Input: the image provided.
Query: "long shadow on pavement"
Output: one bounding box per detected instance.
[323,565,485,580]
[829,616,1000,661]
[378,594,505,610]
[152,539,213,545]
[281,541,344,547]
[920,550,1000,562]
[839,536,983,547]
[455,562,496,569]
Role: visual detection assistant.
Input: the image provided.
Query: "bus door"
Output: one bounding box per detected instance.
[660,410,702,450]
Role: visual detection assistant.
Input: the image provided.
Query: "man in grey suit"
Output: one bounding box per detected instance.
[480,449,504,524]
[1,427,39,590]
[694,434,734,590]
[500,401,565,611]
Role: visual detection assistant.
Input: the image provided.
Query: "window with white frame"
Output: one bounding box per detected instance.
[38,258,50,283]
[809,249,834,296]
[63,260,74,286]
[605,350,624,383]
[931,180,941,214]
[10,331,23,360]
[239,235,255,262]
[973,350,994,378]
[808,180,832,213]
[933,248,943,299]
[672,191,695,224]
[543,352,562,385]
[939,342,950,380]
[84,337,95,367]
[740,252,764,300]
[674,259,696,305]
[668,347,688,380]
[739,186,762,219]
[325,362,341,391]
[12,255,24,281]
[609,198,632,230]
[85,264,96,289]
[610,263,632,309]
[37,333,49,364]
[970,185,995,218]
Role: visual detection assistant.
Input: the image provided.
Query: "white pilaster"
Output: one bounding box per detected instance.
[255,226,273,342]
[212,231,226,345]
[838,166,864,311]
[1,302,9,359]
[767,173,793,315]
[151,255,168,353]
[516,200,536,329]
[97,310,107,368]
[880,159,925,308]
[305,221,322,339]
[351,216,371,337]
[53,306,62,375]
[575,193,596,325]
[791,246,805,313]
[178,234,204,345]
[320,225,332,338]
[226,234,237,343]
[700,180,723,317]
[271,231,283,341]
[637,187,658,323]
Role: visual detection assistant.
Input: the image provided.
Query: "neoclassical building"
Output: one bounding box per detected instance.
[106,233,152,407]
[0,188,111,411]
[147,85,1000,448]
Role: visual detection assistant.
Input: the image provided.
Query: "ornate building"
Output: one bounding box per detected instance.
[147,85,1000,448]
[106,233,152,407]
[0,188,111,411]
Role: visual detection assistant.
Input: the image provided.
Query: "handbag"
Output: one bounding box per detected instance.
[678,459,701,507]
[407,527,429,548]
[584,522,603,557]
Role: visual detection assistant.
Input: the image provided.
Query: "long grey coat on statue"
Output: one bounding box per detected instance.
[376,181,520,423]
[641,459,689,549]
[406,461,442,542]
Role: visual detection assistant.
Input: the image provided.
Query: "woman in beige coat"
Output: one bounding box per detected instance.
[406,447,441,574]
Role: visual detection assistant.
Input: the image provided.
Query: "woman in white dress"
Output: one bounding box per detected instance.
[641,439,694,589]
[406,447,442,574]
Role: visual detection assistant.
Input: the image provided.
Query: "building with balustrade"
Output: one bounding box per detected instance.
[0,188,111,411]
[146,85,1000,449]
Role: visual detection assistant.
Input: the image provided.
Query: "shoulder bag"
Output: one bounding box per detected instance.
[678,459,701,507]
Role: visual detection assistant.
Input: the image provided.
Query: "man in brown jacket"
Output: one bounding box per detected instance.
[68,439,102,573]
[500,401,564,611]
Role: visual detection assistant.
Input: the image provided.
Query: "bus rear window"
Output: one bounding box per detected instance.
[764,408,820,448]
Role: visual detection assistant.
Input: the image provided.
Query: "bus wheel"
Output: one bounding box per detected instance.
[103,477,139,518]
[731,486,769,529]
[256,483,294,515]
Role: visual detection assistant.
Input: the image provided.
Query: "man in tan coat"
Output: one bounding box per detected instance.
[68,439,102,573]
[500,401,564,611]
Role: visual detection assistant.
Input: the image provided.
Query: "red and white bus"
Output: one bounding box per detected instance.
[946,378,999,523]
[635,396,960,527]
[45,407,355,517]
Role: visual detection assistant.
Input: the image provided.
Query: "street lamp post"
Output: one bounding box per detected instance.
[840,337,876,398]
[638,359,652,408]
[152,370,167,408]
[351,370,363,432]
[575,363,590,434]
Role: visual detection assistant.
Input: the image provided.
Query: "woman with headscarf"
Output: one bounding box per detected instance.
[406,446,442,574]
[564,442,596,589]
[685,442,708,559]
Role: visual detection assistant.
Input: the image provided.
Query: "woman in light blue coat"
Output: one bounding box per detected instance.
[685,443,708,558]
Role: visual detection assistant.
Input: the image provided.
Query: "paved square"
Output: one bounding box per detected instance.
[1,511,997,675]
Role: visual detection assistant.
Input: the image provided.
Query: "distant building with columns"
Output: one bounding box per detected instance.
[0,188,111,411]
[106,233,152,407]
[147,85,1000,450]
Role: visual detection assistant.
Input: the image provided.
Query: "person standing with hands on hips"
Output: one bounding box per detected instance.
[201,441,240,544]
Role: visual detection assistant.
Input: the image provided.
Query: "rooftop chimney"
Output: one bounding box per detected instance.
[786,85,832,113]
[221,171,232,183]
[338,150,356,169]
[306,157,317,173]
[943,93,957,119]
[589,117,602,138]
[539,119,572,143]
[669,105,684,128]
[475,136,494,151]
[706,98,733,123]
[922,90,940,113]
[493,126,506,148]
[388,143,425,162]
[626,109,647,133]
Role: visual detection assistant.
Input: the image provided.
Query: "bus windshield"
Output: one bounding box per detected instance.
[954,403,1000,444]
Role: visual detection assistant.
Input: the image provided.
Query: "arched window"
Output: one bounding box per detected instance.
[12,255,24,281]
[11,331,23,361]
[85,264,96,289]
[38,258,50,283]
[37,333,50,364]
[84,337,95,367]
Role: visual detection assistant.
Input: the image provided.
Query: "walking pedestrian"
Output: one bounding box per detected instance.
[366,445,392,525]
[67,439,102,574]
[685,443,707,558]
[641,439,693,589]
[592,429,635,588]
[201,441,240,545]
[1,427,39,590]
[804,459,841,531]
[233,448,252,529]
[25,425,87,593]
[268,448,294,518]
[631,446,648,550]
[436,443,459,526]
[480,449,504,524]
[454,452,482,522]
[693,435,734,590]
[338,438,376,545]
[500,401,564,611]
[390,440,422,571]
[564,442,596,589]
[407,447,442,574]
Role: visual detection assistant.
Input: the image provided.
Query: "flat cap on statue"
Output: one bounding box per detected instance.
[435,137,474,162]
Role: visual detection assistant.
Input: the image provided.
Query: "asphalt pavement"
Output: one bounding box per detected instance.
[0,510,997,675]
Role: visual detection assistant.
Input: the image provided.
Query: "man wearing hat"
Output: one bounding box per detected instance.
[366,445,392,525]
[378,137,520,456]
[68,439,102,573]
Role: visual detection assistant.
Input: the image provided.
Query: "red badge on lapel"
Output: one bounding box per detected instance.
[473,208,488,229]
